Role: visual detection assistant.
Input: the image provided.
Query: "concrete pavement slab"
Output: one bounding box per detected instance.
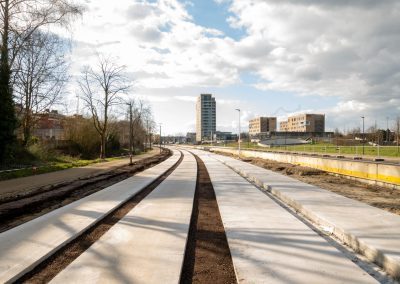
[210,151,400,279]
[0,151,181,283]
[193,150,376,284]
[51,150,197,284]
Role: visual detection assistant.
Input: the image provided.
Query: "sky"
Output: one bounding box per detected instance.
[60,0,400,135]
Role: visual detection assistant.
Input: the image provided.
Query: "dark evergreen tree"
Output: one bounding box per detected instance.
[0,1,17,160]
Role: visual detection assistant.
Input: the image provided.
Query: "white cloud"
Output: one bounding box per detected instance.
[65,0,241,92]
[173,96,197,102]
[226,0,400,108]
[60,0,400,133]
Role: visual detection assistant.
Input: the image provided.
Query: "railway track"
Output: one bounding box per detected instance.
[0,148,397,283]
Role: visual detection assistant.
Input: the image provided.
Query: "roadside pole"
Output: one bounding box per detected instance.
[159,123,162,154]
[236,109,241,158]
[128,103,133,165]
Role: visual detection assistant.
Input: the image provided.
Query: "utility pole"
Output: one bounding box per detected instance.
[76,95,80,115]
[236,108,241,157]
[146,120,149,151]
[396,116,400,154]
[159,123,162,154]
[386,116,389,143]
[361,116,365,155]
[148,123,152,150]
[128,103,133,165]
[149,129,152,150]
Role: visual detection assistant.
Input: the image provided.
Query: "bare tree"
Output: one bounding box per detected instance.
[126,99,152,161]
[0,0,81,158]
[1,0,81,69]
[142,105,154,150]
[79,56,131,159]
[14,31,69,146]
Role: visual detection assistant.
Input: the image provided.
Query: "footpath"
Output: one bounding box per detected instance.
[0,150,159,198]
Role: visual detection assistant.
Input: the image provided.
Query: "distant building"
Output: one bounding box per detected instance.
[249,117,277,136]
[164,135,186,144]
[186,132,196,144]
[280,114,325,132]
[196,94,216,142]
[280,121,288,131]
[215,131,237,142]
[34,110,65,140]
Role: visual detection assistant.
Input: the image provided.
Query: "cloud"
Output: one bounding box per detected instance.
[173,95,197,102]
[222,0,400,121]
[61,0,400,133]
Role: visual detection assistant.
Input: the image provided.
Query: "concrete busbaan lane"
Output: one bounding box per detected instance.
[191,149,377,284]
[210,150,400,280]
[50,150,197,284]
[0,151,182,283]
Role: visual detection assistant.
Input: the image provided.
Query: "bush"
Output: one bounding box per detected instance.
[28,143,59,161]
[0,143,37,167]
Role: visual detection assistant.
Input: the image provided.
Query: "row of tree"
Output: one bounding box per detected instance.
[0,0,81,160]
[1,0,155,161]
[334,118,400,144]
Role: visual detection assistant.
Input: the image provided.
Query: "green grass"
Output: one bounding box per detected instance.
[206,142,400,158]
[0,156,126,181]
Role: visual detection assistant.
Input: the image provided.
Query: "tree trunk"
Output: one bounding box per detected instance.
[100,133,106,159]
[0,0,17,159]
[23,125,31,147]
[22,112,32,146]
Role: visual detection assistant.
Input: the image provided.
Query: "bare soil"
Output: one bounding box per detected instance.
[217,151,400,216]
[17,151,183,284]
[0,150,171,232]
[180,154,237,284]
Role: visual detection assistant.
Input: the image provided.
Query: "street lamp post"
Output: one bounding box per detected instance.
[386,116,390,144]
[236,108,241,157]
[361,116,365,155]
[146,120,149,151]
[127,102,134,165]
[159,123,162,154]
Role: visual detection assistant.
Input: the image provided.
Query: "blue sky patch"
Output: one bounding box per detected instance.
[184,0,245,40]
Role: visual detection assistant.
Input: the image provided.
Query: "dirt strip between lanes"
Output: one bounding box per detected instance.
[180,154,237,284]
[0,150,171,232]
[15,152,184,284]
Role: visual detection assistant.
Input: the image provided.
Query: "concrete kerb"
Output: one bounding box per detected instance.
[216,157,400,280]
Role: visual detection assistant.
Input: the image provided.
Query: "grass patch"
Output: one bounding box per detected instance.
[0,156,126,181]
[206,142,400,158]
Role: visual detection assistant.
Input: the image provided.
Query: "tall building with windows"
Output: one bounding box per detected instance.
[196,94,216,142]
